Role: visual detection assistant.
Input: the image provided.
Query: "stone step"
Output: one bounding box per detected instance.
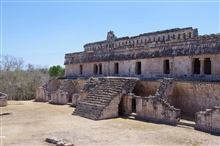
[75,77,139,120]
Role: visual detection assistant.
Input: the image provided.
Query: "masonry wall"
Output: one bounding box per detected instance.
[133,81,160,96]
[46,79,63,91]
[136,96,180,125]
[171,82,220,117]
[195,106,220,135]
[65,54,220,78]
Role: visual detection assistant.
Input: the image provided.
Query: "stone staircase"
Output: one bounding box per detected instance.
[155,78,174,99]
[74,77,139,120]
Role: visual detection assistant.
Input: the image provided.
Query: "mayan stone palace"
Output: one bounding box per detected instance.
[36,27,220,135]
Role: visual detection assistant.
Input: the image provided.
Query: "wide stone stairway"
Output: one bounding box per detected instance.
[74,77,139,120]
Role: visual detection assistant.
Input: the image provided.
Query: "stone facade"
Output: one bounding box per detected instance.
[195,106,220,135]
[64,27,220,79]
[0,92,8,106]
[35,27,220,135]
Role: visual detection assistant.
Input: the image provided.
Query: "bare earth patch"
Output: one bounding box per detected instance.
[1,100,219,146]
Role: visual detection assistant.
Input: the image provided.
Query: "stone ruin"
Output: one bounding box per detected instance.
[0,92,8,106]
[73,77,139,120]
[35,78,86,105]
[36,27,220,135]
[195,106,220,135]
[135,78,180,125]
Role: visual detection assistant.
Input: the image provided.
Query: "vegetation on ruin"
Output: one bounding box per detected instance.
[0,55,50,100]
[48,65,65,77]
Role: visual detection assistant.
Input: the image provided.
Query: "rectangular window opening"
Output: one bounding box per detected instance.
[99,64,102,75]
[79,65,83,75]
[164,60,170,74]
[135,62,141,75]
[193,58,200,74]
[204,58,211,75]
[114,63,119,74]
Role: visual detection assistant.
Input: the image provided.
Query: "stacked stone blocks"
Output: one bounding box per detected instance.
[74,77,139,120]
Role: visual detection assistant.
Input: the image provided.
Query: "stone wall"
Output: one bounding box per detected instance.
[171,82,220,117]
[195,106,220,135]
[50,90,69,105]
[0,92,8,106]
[46,79,63,92]
[99,94,122,120]
[64,27,220,78]
[133,81,160,96]
[65,54,220,78]
[132,80,220,118]
[83,27,197,52]
[136,96,180,125]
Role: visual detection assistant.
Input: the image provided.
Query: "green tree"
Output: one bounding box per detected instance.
[48,65,65,77]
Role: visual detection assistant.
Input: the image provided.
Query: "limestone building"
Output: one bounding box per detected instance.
[64,27,220,78]
[36,27,220,135]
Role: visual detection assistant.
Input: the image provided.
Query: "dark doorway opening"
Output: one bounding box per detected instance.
[135,62,141,75]
[99,64,102,75]
[193,58,200,74]
[118,98,125,116]
[164,60,170,74]
[114,63,119,74]
[204,58,211,75]
[94,64,98,75]
[79,65,83,75]
[132,98,136,112]
[68,95,72,103]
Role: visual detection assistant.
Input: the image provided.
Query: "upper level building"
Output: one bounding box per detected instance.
[64,27,220,79]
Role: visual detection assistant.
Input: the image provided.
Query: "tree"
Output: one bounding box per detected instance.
[48,65,65,77]
[0,55,50,100]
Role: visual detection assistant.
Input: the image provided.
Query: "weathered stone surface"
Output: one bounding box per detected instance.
[0,92,8,106]
[195,106,220,135]
[74,77,139,120]
[64,27,220,79]
[135,79,180,125]
[35,79,86,105]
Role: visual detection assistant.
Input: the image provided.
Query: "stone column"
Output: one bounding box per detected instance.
[199,58,205,75]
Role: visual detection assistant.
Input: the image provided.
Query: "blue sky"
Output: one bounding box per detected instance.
[0,0,219,68]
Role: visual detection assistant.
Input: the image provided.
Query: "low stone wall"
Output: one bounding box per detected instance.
[0,92,8,106]
[136,96,180,125]
[50,90,69,105]
[195,106,220,135]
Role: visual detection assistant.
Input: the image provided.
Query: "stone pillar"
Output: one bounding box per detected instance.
[120,94,133,115]
[135,96,142,116]
[200,58,205,75]
[126,94,133,114]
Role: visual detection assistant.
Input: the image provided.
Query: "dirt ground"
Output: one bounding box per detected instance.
[0,100,219,146]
